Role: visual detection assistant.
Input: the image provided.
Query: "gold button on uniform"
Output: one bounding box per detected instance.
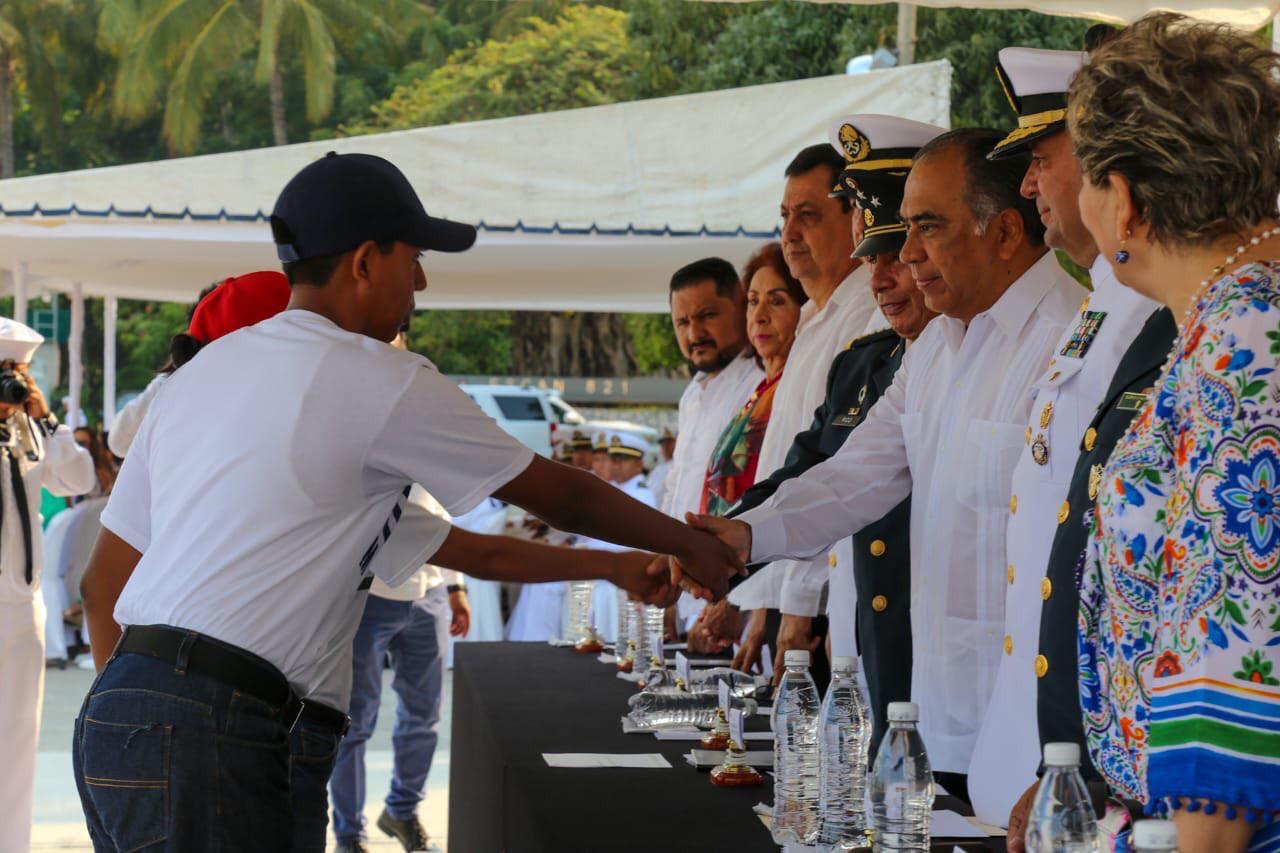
[1041,578,1053,600]
[1083,427,1097,452]
[1010,495,1018,514]
[1007,564,1015,585]
[1057,501,1070,524]
[872,595,888,612]
[1034,655,1049,678]
[828,552,837,568]
[1004,634,1013,656]
[870,539,886,557]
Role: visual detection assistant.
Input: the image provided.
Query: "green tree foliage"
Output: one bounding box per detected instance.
[406,309,514,374]
[100,0,420,153]
[348,6,645,134]
[915,8,1092,128]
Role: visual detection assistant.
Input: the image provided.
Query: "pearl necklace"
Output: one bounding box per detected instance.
[1155,225,1280,381]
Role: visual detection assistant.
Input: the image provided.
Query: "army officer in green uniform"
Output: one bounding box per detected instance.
[730,115,945,749]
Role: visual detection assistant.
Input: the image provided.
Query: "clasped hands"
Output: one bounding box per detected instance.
[615,514,751,608]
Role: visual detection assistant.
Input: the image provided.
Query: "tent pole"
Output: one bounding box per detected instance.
[897,3,918,66]
[12,262,27,323]
[69,281,84,430]
[104,296,118,432]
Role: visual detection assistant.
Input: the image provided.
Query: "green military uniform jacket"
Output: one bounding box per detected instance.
[731,328,909,747]
[1037,307,1176,778]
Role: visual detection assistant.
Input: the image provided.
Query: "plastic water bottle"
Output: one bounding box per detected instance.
[626,692,759,729]
[772,649,822,846]
[684,668,766,697]
[613,587,631,661]
[1025,742,1098,853]
[567,580,594,643]
[1130,819,1177,853]
[642,603,665,659]
[868,701,934,852]
[818,656,872,849]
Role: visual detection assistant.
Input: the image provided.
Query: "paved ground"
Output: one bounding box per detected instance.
[33,660,452,852]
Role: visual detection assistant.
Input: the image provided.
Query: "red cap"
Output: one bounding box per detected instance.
[188,271,291,344]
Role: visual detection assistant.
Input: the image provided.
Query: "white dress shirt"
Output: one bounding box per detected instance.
[648,459,673,510]
[967,257,1158,824]
[662,352,763,520]
[663,352,763,625]
[737,251,1083,771]
[729,264,877,615]
[1,419,95,604]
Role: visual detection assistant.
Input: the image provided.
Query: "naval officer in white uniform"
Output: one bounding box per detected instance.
[965,46,1161,829]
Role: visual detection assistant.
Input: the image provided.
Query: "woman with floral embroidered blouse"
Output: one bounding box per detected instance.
[1069,14,1280,852]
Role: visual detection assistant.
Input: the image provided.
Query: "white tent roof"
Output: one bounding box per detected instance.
[0,61,951,313]
[690,0,1279,29]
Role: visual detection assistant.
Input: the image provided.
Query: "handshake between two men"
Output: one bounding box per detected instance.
[630,513,752,608]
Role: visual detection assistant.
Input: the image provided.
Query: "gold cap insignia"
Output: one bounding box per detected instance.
[838,123,871,164]
[864,208,875,227]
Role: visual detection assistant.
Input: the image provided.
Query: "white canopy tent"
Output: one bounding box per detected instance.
[0,61,951,425]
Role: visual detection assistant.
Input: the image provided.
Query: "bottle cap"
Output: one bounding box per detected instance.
[1042,742,1081,767]
[831,656,858,673]
[1132,819,1177,848]
[887,701,918,722]
[784,649,811,667]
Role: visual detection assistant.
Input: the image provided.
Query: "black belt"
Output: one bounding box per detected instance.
[116,625,350,736]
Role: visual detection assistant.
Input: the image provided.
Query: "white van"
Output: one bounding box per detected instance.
[460,384,555,457]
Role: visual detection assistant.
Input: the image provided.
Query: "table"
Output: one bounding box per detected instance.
[449,642,1006,852]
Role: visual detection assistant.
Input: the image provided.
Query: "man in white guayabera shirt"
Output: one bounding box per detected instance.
[662,257,763,631]
[679,129,1085,796]
[73,152,742,852]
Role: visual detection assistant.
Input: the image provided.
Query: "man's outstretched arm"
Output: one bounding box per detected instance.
[494,454,744,599]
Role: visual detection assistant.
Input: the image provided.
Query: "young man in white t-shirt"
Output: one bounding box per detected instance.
[74,152,742,852]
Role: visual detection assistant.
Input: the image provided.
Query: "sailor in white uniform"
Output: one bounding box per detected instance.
[587,433,657,641]
[0,318,95,852]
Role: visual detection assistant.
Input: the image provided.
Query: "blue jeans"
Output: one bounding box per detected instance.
[73,647,342,852]
[329,589,448,843]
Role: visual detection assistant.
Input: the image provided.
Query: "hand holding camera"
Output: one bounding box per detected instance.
[0,364,50,420]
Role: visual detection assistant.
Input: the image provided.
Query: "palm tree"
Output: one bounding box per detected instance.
[101,0,421,153]
[0,0,66,178]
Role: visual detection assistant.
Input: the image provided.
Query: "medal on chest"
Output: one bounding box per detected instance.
[1059,309,1107,360]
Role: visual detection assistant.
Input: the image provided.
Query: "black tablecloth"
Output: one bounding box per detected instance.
[448,642,1006,852]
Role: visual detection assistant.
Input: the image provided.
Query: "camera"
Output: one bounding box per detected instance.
[0,369,30,406]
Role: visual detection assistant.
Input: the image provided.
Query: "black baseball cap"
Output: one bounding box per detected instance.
[270,151,477,262]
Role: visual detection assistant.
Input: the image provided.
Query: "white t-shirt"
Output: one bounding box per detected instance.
[103,310,533,709]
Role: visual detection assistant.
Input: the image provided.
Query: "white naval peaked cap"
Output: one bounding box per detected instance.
[608,431,650,458]
[997,47,1087,99]
[0,317,44,363]
[826,114,947,171]
[989,47,1087,159]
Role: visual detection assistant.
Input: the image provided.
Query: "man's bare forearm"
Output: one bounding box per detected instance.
[431,527,634,585]
[80,530,142,671]
[494,455,699,558]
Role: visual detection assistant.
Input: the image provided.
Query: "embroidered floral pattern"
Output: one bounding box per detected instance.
[1082,262,1280,824]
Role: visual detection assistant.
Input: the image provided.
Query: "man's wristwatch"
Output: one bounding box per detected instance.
[447,584,467,595]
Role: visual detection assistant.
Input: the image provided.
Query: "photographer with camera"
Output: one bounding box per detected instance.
[0,317,95,852]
